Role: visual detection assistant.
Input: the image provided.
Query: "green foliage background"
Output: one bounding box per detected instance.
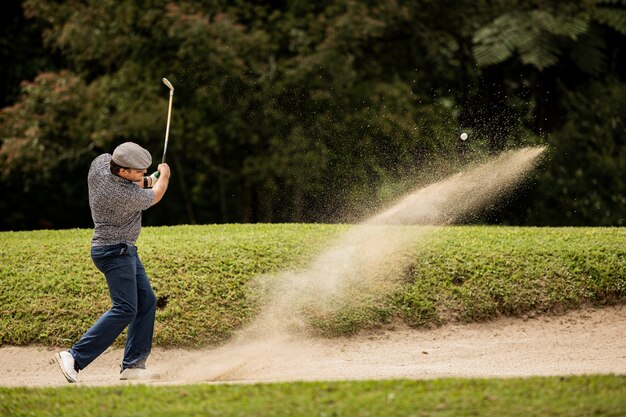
[1,0,626,229]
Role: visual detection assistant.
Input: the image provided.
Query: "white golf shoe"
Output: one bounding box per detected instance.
[119,368,160,381]
[56,351,78,383]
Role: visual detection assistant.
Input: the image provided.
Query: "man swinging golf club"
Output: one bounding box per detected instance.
[56,142,170,382]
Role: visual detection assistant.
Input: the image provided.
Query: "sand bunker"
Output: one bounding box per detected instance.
[0,304,623,387]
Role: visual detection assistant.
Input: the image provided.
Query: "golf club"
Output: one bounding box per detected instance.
[162,77,174,163]
[154,78,174,179]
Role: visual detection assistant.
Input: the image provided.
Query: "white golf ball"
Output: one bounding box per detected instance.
[460,132,468,141]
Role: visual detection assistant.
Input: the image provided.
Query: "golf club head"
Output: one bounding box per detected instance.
[162,78,174,91]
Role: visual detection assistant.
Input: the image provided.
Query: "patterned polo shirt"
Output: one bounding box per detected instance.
[88,154,154,247]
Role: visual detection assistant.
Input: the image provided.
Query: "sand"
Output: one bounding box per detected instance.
[1,304,624,387]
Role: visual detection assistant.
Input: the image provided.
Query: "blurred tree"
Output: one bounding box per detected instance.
[472,0,626,136]
[0,0,55,107]
[527,80,626,226]
[471,0,626,225]
[1,0,625,228]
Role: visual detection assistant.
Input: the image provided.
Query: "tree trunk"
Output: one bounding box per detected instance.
[241,182,253,223]
[173,153,197,224]
[258,188,274,222]
[291,185,303,222]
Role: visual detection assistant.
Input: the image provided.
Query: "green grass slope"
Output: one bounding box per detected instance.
[0,225,624,347]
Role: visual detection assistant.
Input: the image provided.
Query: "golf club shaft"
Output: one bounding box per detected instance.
[154,78,174,179]
[162,90,173,163]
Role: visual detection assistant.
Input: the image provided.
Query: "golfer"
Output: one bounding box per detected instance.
[56,142,170,383]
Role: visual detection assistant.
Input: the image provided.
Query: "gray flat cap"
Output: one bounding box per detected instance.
[112,142,152,169]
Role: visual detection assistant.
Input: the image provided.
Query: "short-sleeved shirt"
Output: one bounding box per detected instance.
[88,154,154,247]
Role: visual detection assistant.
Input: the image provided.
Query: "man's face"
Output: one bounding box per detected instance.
[119,167,147,182]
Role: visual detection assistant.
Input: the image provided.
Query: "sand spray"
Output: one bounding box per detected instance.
[164,146,545,382]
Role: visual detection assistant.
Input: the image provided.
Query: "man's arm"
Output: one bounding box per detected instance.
[151,163,171,205]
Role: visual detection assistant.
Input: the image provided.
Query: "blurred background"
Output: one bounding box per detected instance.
[1,0,625,231]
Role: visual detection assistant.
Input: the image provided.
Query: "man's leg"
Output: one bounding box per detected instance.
[69,244,138,370]
[121,251,157,370]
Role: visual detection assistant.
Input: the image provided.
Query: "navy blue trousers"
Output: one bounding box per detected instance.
[70,244,156,371]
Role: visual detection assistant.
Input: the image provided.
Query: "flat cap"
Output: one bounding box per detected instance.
[112,142,152,169]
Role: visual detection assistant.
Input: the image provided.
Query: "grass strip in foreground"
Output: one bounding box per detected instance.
[1,375,625,417]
